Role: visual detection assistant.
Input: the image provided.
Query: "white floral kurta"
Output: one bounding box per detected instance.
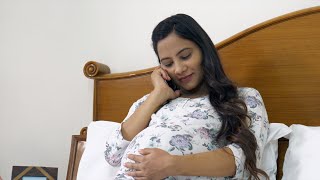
[105,87,269,180]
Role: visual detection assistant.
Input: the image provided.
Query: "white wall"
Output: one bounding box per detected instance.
[0,1,319,179]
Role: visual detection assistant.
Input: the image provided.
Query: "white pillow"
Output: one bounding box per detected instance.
[260,123,291,180]
[77,121,120,180]
[282,124,320,180]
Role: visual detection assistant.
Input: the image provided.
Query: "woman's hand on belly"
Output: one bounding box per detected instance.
[124,148,177,180]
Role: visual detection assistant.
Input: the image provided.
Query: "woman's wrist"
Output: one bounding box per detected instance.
[169,155,183,176]
[150,89,170,105]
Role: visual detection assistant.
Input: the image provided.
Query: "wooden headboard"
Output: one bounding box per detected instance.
[67,6,320,180]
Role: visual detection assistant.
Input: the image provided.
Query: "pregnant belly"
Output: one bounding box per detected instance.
[125,125,218,156]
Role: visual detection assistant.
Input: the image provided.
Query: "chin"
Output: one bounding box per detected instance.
[180,84,198,92]
[182,81,199,89]
[180,80,206,94]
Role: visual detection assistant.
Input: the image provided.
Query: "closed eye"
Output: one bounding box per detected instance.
[181,53,191,60]
[162,62,173,67]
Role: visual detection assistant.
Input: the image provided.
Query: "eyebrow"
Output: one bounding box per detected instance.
[160,48,191,62]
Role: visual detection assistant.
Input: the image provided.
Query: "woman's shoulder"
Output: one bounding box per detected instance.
[237,87,265,110]
[237,87,262,98]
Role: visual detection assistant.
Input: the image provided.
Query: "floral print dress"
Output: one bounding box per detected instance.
[105,87,269,180]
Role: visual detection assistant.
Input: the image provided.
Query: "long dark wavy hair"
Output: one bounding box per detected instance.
[151,14,268,180]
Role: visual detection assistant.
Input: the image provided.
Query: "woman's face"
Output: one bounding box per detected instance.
[157,32,206,95]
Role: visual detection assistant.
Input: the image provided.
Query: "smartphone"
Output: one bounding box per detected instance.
[166,80,179,91]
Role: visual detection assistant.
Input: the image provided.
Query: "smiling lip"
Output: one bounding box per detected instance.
[179,74,193,83]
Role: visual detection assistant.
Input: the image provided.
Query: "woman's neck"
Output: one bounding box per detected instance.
[180,81,208,99]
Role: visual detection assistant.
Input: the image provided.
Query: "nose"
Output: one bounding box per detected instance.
[174,61,187,75]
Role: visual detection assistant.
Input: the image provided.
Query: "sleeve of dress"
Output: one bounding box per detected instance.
[104,94,149,166]
[226,88,269,179]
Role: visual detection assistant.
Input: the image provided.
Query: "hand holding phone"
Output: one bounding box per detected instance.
[151,67,180,100]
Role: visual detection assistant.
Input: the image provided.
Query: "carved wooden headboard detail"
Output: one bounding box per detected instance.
[67,6,320,180]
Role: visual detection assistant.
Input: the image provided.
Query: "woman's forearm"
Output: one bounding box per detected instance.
[121,90,167,141]
[172,148,236,177]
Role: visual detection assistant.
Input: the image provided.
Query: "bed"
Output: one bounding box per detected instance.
[66,6,320,180]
